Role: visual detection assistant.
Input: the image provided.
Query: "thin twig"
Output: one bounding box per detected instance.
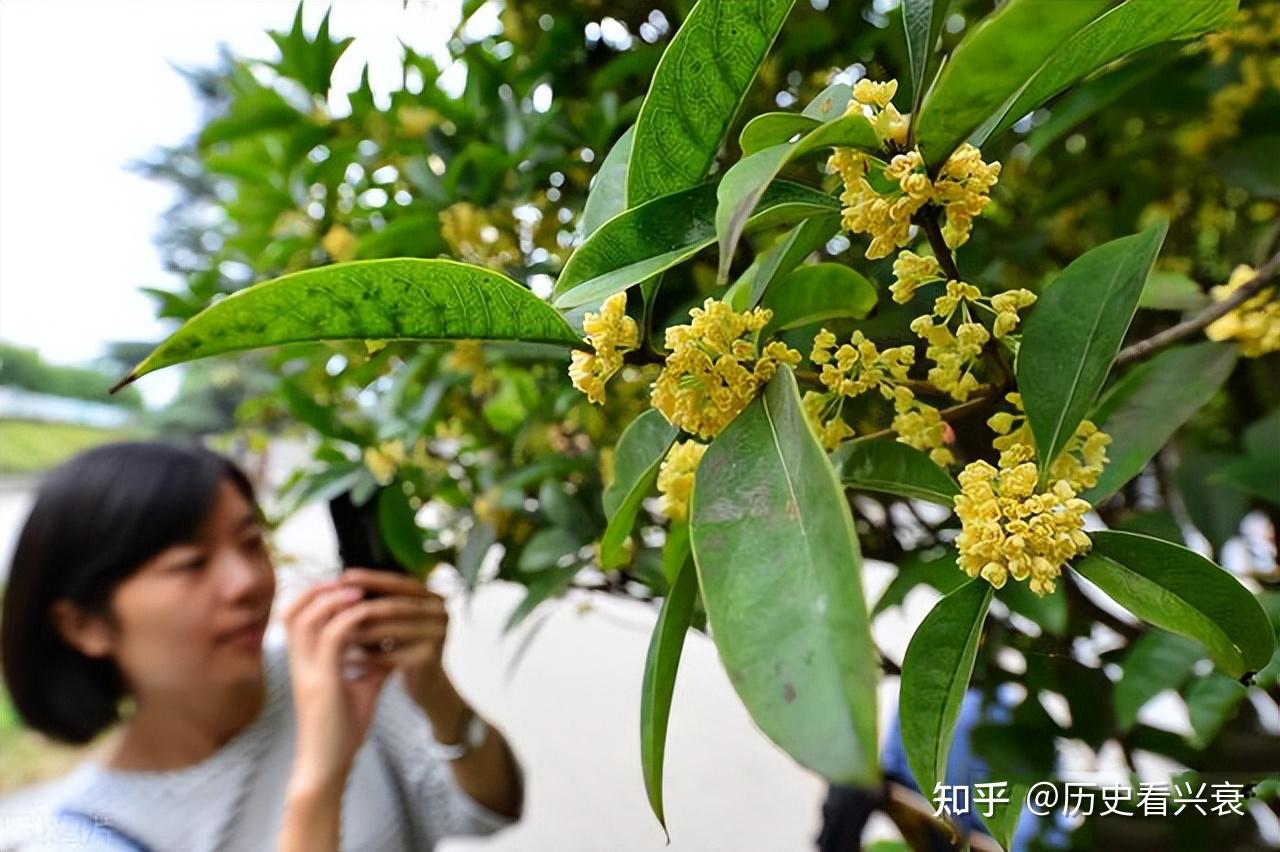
[854,391,999,443]
[917,210,961,282]
[1115,250,1280,367]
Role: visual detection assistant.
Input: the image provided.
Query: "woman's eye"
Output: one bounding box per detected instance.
[177,556,207,573]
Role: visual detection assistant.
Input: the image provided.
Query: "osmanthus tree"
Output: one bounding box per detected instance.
[115,1,1280,848]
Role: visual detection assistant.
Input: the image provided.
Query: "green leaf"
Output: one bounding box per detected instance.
[1084,342,1237,504]
[114,259,581,390]
[627,0,796,206]
[914,0,1112,165]
[1185,673,1248,749]
[1178,452,1250,552]
[1214,455,1280,506]
[457,521,496,592]
[1113,630,1202,732]
[725,214,840,311]
[900,579,993,801]
[690,365,879,785]
[198,87,303,148]
[517,527,582,572]
[581,127,634,238]
[1245,405,1280,458]
[277,380,370,445]
[739,113,820,156]
[902,0,951,117]
[983,784,1029,852]
[1075,531,1275,678]
[640,555,698,834]
[1019,222,1168,487]
[504,565,579,633]
[978,0,1239,149]
[831,439,960,507]
[600,410,679,570]
[1140,271,1210,312]
[552,180,839,309]
[716,113,875,279]
[760,263,878,332]
[377,485,431,576]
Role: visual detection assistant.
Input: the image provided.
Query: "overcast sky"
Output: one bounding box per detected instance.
[0,0,465,404]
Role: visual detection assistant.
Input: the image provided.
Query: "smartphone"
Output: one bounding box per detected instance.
[328,487,408,600]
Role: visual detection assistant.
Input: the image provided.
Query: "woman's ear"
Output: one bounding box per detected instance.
[49,598,116,659]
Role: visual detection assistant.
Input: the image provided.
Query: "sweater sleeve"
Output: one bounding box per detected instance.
[370,677,523,846]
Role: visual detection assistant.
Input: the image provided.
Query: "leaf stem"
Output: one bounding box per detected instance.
[1114,250,1280,367]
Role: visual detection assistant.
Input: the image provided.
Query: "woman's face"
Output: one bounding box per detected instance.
[85,477,277,696]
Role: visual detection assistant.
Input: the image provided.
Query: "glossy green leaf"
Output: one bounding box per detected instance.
[517,527,582,572]
[831,439,960,507]
[640,555,698,834]
[900,579,993,801]
[113,259,581,390]
[984,784,1029,852]
[1084,342,1238,504]
[716,114,876,279]
[979,0,1238,148]
[1113,630,1202,731]
[552,180,839,309]
[739,113,820,156]
[689,365,879,785]
[581,126,634,237]
[1245,405,1280,458]
[600,410,679,570]
[1019,222,1167,487]
[725,214,840,311]
[1075,531,1275,678]
[760,263,878,332]
[627,0,796,206]
[902,0,951,117]
[914,0,1111,165]
[456,521,496,592]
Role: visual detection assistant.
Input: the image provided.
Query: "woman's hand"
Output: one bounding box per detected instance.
[281,579,395,793]
[335,569,450,711]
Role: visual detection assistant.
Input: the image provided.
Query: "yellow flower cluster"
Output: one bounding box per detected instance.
[955,459,1093,597]
[890,251,943,304]
[569,292,640,405]
[440,202,520,269]
[830,76,1002,261]
[801,328,953,463]
[445,340,498,395]
[656,440,708,521]
[906,282,1036,401]
[986,392,1112,492]
[1205,264,1280,357]
[651,299,801,440]
[364,439,406,486]
[1183,3,1280,155]
[931,144,1003,249]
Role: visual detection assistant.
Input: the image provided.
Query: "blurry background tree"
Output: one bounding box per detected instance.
[9,0,1280,849]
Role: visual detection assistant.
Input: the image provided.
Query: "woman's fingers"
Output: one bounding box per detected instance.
[292,586,364,648]
[281,580,341,627]
[352,619,447,647]
[339,568,441,602]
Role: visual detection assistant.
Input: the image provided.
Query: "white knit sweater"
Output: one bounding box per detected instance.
[0,630,520,851]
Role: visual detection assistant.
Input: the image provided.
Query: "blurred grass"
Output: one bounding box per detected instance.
[0,418,147,475]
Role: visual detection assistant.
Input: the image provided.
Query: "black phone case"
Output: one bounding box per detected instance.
[328,488,409,577]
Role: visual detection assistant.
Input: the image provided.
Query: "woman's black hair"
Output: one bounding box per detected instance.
[1,440,259,744]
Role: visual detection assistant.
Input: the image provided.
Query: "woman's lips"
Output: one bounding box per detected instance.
[217,617,268,647]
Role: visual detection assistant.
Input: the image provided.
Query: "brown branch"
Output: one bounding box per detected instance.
[1115,250,1280,367]
[917,209,961,282]
[854,391,1000,443]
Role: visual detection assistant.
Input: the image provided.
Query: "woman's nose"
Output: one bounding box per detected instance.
[219,550,273,601]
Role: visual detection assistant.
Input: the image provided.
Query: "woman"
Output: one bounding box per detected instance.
[0,441,523,850]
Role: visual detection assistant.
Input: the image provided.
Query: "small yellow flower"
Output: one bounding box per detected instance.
[1205,264,1279,357]
[987,392,1112,491]
[321,225,357,262]
[893,401,955,466]
[397,104,442,137]
[656,440,708,521]
[891,251,944,304]
[989,289,1037,338]
[931,143,1002,249]
[955,459,1093,597]
[911,316,987,402]
[650,299,800,440]
[569,292,640,405]
[364,439,406,486]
